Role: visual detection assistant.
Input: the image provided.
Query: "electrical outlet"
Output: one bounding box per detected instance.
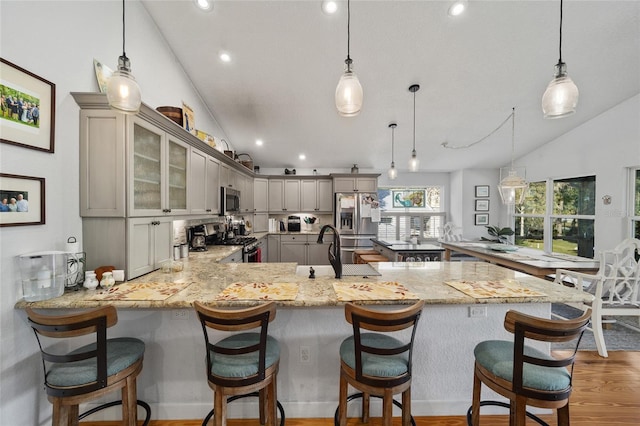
[172,310,189,320]
[300,346,311,364]
[469,306,487,318]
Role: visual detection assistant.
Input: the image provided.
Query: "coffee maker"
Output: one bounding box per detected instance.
[188,225,207,251]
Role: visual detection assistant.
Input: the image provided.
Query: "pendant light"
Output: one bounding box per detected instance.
[335,0,363,117]
[387,123,398,180]
[408,84,420,172]
[107,0,142,114]
[498,108,528,205]
[542,0,578,119]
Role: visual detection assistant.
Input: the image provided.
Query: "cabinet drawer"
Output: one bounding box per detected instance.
[280,234,307,242]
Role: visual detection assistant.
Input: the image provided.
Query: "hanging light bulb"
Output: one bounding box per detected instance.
[107,0,141,114]
[542,0,578,119]
[408,84,420,172]
[498,108,528,205]
[448,0,468,17]
[335,0,363,117]
[388,123,398,180]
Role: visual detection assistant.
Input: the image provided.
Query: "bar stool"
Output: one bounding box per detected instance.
[468,309,591,426]
[25,306,150,426]
[336,300,425,426]
[194,301,284,426]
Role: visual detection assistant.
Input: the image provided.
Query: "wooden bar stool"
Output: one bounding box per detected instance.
[358,254,389,264]
[353,249,380,264]
[336,301,425,426]
[26,306,150,426]
[194,301,284,426]
[468,309,591,426]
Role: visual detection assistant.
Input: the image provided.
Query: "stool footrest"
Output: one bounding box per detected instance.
[334,392,416,426]
[78,399,151,425]
[466,400,548,426]
[202,391,285,426]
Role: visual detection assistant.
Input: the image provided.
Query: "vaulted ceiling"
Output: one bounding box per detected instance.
[142,1,640,172]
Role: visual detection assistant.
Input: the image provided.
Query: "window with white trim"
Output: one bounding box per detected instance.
[377,187,445,241]
[514,175,596,258]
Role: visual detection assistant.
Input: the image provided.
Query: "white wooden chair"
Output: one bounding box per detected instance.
[554,238,640,357]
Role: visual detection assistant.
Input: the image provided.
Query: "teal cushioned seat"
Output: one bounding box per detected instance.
[474,340,571,391]
[47,337,145,387]
[211,332,280,378]
[340,332,408,377]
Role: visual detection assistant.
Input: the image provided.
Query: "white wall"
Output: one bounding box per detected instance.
[0,1,228,423]
[518,94,640,252]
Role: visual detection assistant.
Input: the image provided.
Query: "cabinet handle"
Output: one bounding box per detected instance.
[206,209,211,212]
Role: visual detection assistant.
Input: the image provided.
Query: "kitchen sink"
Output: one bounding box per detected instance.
[295,264,381,278]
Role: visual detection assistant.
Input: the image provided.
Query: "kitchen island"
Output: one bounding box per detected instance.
[16,252,592,420]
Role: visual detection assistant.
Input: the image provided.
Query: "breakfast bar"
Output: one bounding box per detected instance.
[15,249,593,421]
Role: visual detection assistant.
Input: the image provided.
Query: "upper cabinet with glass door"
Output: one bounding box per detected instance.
[129,116,189,216]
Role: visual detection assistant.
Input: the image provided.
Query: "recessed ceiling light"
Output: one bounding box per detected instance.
[448,1,467,17]
[219,51,231,63]
[321,1,338,15]
[195,0,214,12]
[299,154,306,160]
[256,139,263,146]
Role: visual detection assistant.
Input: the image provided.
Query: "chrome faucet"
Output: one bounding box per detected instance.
[317,224,342,279]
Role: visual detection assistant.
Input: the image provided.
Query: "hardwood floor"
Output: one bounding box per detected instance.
[81,351,640,425]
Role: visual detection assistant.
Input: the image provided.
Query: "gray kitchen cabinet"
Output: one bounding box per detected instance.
[128,116,189,217]
[253,178,269,212]
[268,179,300,212]
[267,235,280,262]
[127,217,173,278]
[206,155,221,214]
[279,234,330,265]
[79,109,126,217]
[253,213,269,233]
[239,173,254,213]
[219,250,243,263]
[332,174,378,193]
[301,178,333,212]
[190,150,220,215]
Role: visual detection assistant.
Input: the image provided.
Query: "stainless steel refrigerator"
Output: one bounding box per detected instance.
[335,192,379,263]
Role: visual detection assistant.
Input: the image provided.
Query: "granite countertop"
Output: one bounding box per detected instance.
[15,248,594,310]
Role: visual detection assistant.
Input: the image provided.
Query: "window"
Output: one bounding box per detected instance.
[514,181,545,250]
[551,175,595,257]
[514,176,596,258]
[377,187,445,241]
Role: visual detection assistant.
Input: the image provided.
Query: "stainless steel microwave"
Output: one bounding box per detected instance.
[220,187,241,215]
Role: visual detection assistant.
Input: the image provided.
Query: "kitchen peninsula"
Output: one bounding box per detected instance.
[16,252,592,420]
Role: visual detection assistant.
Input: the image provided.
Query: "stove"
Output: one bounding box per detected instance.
[211,236,261,263]
[213,236,257,246]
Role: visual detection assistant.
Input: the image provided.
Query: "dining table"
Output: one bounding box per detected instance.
[440,241,600,279]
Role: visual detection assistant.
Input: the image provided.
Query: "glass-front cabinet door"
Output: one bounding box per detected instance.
[129,117,189,216]
[167,136,188,213]
[131,118,163,215]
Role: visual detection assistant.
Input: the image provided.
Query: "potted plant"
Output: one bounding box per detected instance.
[481,225,514,244]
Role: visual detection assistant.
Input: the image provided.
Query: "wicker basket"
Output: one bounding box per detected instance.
[156,106,183,126]
[236,153,254,171]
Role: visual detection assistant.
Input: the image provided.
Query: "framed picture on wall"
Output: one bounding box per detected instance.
[474,213,489,226]
[0,58,55,153]
[475,185,489,198]
[475,199,490,211]
[0,173,45,227]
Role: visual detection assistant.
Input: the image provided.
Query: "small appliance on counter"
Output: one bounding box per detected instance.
[287,215,301,232]
[188,225,207,251]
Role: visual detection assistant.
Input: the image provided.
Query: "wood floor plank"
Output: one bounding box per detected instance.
[80,351,640,426]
